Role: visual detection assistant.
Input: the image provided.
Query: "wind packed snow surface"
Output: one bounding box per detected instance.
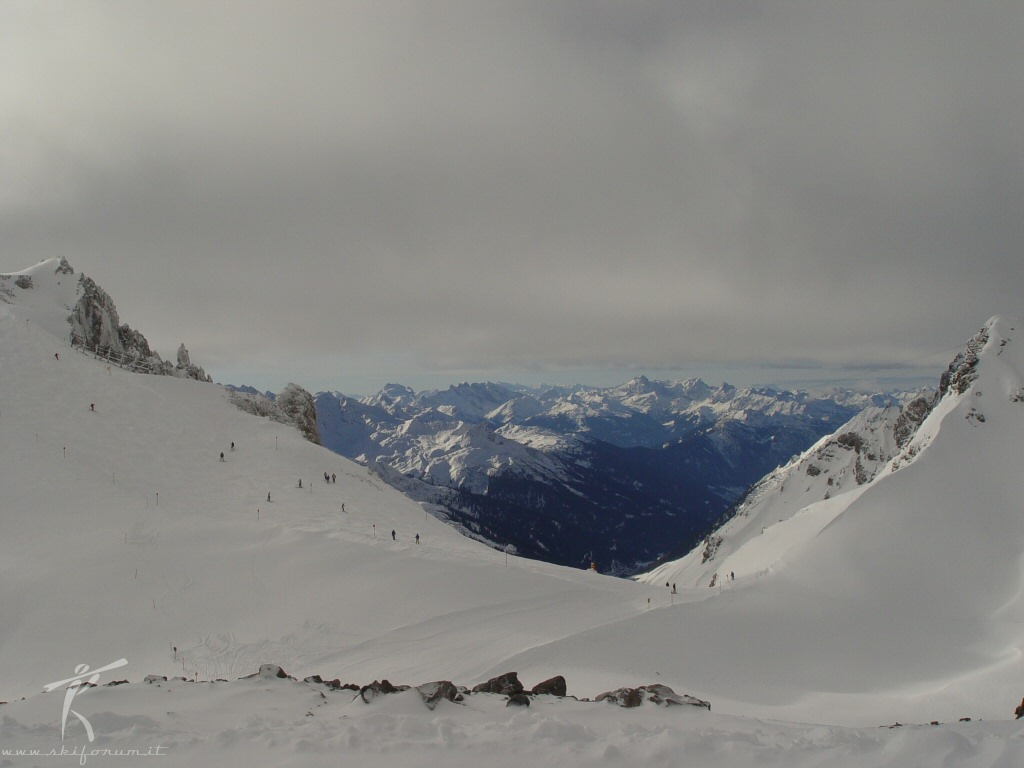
[2,260,1023,766]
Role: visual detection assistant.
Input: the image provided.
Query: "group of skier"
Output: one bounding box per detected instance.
[218,440,423,546]
[390,529,420,544]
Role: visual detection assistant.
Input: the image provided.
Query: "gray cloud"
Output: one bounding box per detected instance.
[3,1,1021,393]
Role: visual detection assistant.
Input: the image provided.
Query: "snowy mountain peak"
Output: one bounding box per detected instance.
[372,382,417,406]
[622,374,652,394]
[1,257,211,381]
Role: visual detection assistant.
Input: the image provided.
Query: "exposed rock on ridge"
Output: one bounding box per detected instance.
[65,259,210,381]
[229,383,322,445]
[939,326,989,397]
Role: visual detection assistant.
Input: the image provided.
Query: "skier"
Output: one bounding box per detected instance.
[90,403,95,411]
[267,492,271,502]
[219,452,225,462]
[54,352,59,361]
[230,442,235,451]
[298,479,302,488]
[391,529,396,541]
[415,533,420,544]
[331,473,336,483]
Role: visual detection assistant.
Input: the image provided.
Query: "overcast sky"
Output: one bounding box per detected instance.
[3,1,1022,395]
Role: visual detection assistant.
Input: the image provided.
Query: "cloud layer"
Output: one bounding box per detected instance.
[3,2,1021,392]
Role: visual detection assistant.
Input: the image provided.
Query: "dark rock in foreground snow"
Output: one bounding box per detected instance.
[506,693,531,707]
[247,664,291,680]
[596,684,710,710]
[220,665,710,715]
[472,671,524,696]
[359,679,407,703]
[416,681,464,710]
[531,675,568,697]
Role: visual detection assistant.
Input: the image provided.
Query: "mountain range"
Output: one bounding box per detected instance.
[3,257,1023,766]
[314,378,918,574]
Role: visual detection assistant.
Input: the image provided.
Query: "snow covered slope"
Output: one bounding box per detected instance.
[2,261,1023,765]
[642,394,935,588]
[0,260,646,706]
[629,316,1024,722]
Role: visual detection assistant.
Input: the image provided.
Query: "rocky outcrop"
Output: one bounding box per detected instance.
[506,693,530,707]
[66,264,210,381]
[416,681,464,710]
[70,275,134,357]
[531,675,567,697]
[303,675,358,691]
[55,256,74,275]
[174,343,211,382]
[940,326,989,398]
[229,384,322,446]
[276,383,322,445]
[893,395,936,448]
[472,672,524,696]
[701,534,723,564]
[357,679,464,709]
[135,666,710,716]
[359,679,407,703]
[239,664,293,681]
[597,686,643,707]
[596,684,710,710]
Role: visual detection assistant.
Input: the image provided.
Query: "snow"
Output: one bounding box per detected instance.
[2,259,1024,766]
[640,402,915,589]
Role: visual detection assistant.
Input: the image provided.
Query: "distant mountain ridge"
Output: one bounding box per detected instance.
[5,261,933,578]
[5,270,1024,747]
[315,376,923,574]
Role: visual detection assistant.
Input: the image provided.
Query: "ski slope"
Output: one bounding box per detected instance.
[2,259,1023,766]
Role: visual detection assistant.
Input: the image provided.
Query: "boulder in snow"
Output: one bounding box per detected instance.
[416,680,463,709]
[596,684,710,710]
[359,679,408,703]
[531,675,567,697]
[472,671,524,695]
[258,664,290,680]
